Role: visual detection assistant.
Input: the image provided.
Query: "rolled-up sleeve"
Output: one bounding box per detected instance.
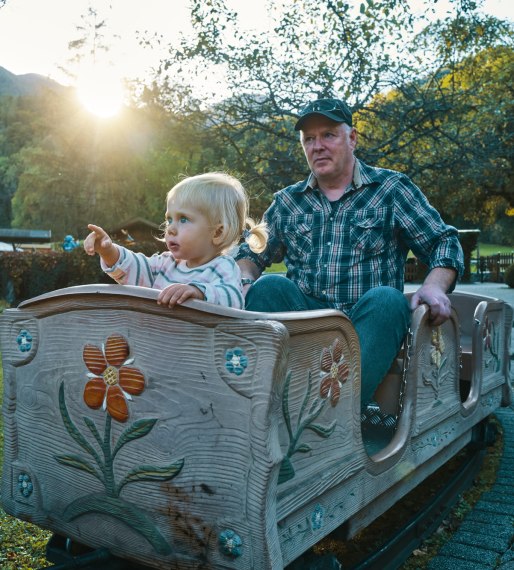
[395,176,464,280]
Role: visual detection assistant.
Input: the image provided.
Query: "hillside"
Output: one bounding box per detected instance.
[0,65,65,96]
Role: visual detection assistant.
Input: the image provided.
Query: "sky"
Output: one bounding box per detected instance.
[0,0,277,85]
[0,0,512,86]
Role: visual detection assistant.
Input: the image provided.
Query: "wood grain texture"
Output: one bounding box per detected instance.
[1,284,512,569]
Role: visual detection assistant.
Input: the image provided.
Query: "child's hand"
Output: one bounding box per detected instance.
[157,284,205,307]
[84,224,119,266]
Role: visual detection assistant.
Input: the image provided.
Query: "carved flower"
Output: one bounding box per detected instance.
[483,316,492,350]
[218,529,243,558]
[319,338,349,406]
[430,327,445,368]
[311,504,325,530]
[16,329,32,353]
[83,334,145,423]
[18,473,33,498]
[225,347,248,376]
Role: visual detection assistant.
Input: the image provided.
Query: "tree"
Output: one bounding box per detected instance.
[356,21,513,225]
[9,85,213,239]
[150,0,512,223]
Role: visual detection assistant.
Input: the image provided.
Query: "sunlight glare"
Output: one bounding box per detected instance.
[76,66,125,118]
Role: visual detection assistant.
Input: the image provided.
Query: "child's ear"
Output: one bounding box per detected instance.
[211,224,224,245]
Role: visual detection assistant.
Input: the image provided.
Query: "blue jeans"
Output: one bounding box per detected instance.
[245,274,411,405]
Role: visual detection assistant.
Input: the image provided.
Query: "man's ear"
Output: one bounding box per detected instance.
[349,127,358,150]
[211,224,224,245]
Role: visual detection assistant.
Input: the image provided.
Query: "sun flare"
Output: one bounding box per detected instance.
[76,66,125,118]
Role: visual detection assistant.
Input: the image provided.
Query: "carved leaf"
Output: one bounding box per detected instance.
[55,454,102,481]
[116,460,185,494]
[278,456,295,485]
[83,416,103,447]
[281,371,294,440]
[59,383,101,460]
[113,418,158,457]
[306,420,337,438]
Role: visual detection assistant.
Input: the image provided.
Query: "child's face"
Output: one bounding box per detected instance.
[164,200,221,267]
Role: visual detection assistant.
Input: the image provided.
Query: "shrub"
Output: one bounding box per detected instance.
[0,240,163,306]
[505,263,514,288]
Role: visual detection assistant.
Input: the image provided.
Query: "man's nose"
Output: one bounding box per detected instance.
[312,136,324,150]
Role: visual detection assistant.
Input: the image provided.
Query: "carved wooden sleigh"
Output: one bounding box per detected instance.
[0,284,512,569]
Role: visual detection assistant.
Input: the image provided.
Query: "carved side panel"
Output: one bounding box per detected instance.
[480,302,508,395]
[412,310,461,435]
[1,304,289,570]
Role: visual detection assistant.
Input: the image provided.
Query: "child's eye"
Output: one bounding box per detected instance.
[179,216,189,223]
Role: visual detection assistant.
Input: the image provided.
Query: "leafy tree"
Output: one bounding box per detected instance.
[357,21,513,225]
[151,0,512,223]
[9,85,212,239]
[0,92,62,227]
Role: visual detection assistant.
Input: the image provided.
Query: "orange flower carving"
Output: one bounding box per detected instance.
[319,338,349,406]
[83,334,145,422]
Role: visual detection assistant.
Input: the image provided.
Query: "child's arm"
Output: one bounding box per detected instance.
[157,284,205,307]
[83,224,120,267]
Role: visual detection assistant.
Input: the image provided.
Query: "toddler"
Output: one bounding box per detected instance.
[84,172,267,309]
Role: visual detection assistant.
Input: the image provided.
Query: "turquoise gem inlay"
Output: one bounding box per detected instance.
[219,529,243,557]
[225,347,248,376]
[18,473,33,497]
[311,504,324,530]
[16,329,33,352]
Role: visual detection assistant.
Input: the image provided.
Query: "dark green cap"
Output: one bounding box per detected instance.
[295,98,353,130]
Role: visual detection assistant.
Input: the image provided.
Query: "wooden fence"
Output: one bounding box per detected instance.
[476,253,514,282]
[404,253,514,283]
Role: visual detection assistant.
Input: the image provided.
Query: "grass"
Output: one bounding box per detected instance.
[475,243,514,256]
[265,243,514,276]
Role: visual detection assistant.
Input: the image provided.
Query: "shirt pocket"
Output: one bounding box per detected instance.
[350,209,387,253]
[283,215,313,257]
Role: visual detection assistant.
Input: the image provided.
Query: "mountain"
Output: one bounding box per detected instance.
[0,66,66,96]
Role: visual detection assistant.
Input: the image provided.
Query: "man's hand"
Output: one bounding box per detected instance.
[237,259,262,299]
[410,267,457,326]
[157,284,204,307]
[84,224,119,266]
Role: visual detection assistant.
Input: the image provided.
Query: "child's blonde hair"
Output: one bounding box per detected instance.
[166,172,268,254]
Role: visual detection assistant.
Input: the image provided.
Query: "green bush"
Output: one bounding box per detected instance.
[505,263,514,288]
[0,240,163,306]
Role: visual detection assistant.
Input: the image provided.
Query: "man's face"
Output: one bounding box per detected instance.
[300,115,357,183]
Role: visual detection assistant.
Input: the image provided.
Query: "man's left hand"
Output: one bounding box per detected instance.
[410,283,452,326]
[410,267,457,326]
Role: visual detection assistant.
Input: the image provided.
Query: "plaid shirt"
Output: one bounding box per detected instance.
[236,159,464,313]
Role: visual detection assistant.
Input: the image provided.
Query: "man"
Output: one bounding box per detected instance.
[236,98,464,406]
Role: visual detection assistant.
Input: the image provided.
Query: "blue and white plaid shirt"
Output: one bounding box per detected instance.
[236,159,464,313]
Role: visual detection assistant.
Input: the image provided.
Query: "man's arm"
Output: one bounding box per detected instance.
[237,259,262,297]
[410,267,457,326]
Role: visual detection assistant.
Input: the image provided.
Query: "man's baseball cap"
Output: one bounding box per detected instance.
[294,98,353,131]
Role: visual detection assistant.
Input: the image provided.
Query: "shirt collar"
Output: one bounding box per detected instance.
[303,159,364,192]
